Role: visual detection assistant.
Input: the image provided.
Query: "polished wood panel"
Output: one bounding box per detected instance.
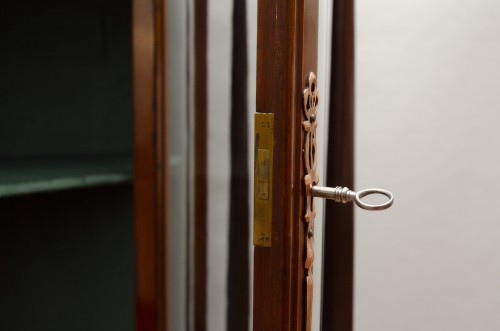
[227,0,250,330]
[194,0,208,330]
[253,0,318,330]
[321,0,355,330]
[133,0,169,329]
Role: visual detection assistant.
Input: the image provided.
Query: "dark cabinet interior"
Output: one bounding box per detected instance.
[0,1,135,330]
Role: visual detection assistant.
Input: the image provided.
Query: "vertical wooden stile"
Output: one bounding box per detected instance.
[133,0,169,329]
[253,0,319,330]
[227,0,250,329]
[321,0,355,330]
[194,0,208,330]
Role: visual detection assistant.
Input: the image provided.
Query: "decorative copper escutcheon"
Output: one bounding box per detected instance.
[302,72,319,331]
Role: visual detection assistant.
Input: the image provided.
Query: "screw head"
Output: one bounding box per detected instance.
[307,227,313,238]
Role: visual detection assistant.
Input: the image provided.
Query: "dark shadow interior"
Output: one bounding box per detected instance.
[0,1,134,330]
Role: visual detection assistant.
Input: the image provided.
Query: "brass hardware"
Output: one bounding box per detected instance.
[253,113,274,247]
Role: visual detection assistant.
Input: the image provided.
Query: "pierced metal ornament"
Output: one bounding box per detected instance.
[302,72,318,331]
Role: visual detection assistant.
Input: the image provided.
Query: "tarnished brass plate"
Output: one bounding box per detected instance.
[254,113,274,247]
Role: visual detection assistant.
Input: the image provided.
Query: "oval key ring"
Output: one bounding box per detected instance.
[355,188,394,211]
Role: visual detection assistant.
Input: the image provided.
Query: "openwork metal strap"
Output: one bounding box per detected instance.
[302,72,319,331]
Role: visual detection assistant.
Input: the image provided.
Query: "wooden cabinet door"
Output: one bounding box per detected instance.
[253,0,358,330]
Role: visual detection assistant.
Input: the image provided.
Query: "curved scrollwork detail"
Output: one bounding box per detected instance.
[303,72,319,224]
[302,72,319,331]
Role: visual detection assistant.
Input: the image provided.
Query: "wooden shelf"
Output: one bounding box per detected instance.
[0,155,132,198]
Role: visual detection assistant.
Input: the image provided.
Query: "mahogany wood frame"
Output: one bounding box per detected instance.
[321,0,355,330]
[133,0,169,330]
[227,0,250,330]
[253,0,319,330]
[194,0,208,330]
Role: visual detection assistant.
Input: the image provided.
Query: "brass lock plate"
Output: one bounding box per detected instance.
[253,113,274,247]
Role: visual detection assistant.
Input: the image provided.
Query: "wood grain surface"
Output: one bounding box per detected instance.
[133,0,169,329]
[253,0,319,330]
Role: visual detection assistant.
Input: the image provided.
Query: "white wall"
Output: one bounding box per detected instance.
[355,1,500,330]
